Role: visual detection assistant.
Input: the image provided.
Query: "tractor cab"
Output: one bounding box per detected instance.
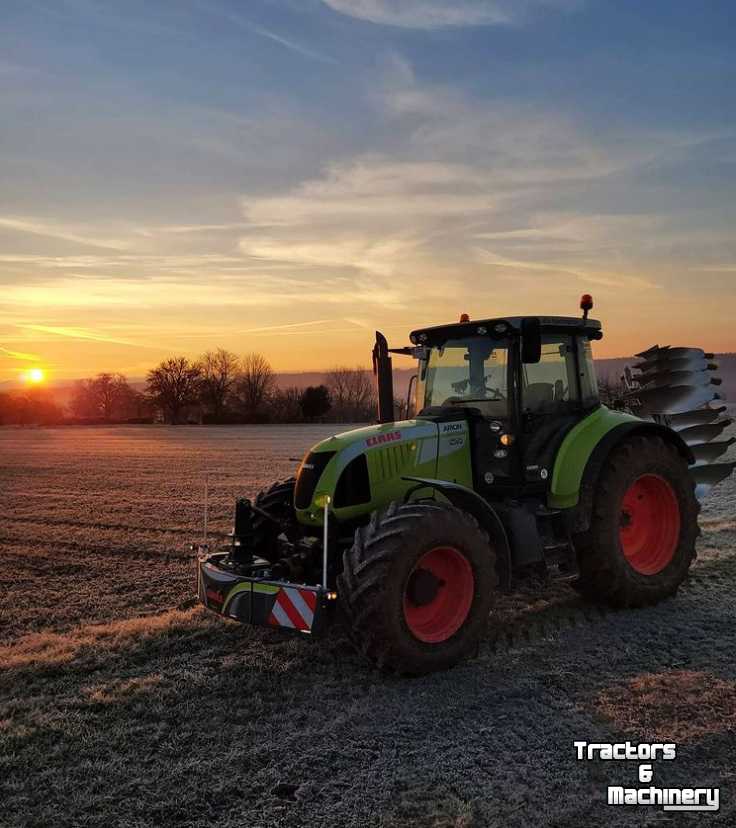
[380,310,603,497]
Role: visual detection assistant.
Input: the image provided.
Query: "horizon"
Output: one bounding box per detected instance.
[2,1,736,383]
[7,351,733,389]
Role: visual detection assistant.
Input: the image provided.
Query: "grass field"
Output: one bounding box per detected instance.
[2,424,735,827]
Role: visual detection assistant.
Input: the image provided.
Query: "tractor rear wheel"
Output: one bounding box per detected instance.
[252,478,298,562]
[574,435,699,607]
[338,501,497,675]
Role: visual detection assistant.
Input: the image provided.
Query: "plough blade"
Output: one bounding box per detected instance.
[669,405,727,429]
[635,346,713,361]
[635,356,718,375]
[677,420,733,446]
[633,385,721,416]
[691,462,736,485]
[691,438,736,465]
[639,369,721,391]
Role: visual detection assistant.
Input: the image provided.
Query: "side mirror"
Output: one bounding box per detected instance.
[521,317,541,364]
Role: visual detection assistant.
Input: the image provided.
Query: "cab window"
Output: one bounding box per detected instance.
[521,336,579,414]
[421,339,509,419]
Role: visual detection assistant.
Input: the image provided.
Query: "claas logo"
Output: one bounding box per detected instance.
[366,431,401,447]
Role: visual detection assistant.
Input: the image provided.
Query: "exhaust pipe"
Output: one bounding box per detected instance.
[372,331,394,424]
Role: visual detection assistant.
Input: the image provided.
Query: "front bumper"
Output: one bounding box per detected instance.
[197,552,330,635]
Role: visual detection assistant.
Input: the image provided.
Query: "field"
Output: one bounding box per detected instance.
[2,423,735,827]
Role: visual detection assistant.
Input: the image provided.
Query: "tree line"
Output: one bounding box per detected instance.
[0,350,378,426]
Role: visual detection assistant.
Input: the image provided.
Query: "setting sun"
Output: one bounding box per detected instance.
[24,368,45,384]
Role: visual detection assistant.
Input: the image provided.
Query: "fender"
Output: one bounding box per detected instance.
[403,476,512,590]
[570,421,694,534]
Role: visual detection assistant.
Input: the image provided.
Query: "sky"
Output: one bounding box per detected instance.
[1,0,735,383]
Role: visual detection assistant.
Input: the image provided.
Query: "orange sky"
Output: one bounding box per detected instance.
[3,274,735,386]
[3,2,736,385]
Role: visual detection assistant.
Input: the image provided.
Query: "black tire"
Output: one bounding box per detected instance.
[252,478,298,562]
[573,435,699,607]
[338,501,497,675]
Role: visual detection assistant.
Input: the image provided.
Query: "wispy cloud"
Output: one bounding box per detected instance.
[242,319,335,334]
[0,217,130,251]
[20,325,142,347]
[204,5,336,63]
[690,265,736,273]
[321,0,580,29]
[474,247,658,289]
[0,345,40,362]
[137,223,246,236]
[246,20,337,64]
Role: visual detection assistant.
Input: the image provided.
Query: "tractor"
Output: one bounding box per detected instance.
[196,296,734,674]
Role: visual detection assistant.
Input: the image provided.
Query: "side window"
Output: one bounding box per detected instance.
[521,336,579,414]
[578,339,599,406]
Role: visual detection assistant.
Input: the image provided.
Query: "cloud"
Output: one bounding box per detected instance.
[242,21,337,64]
[139,223,246,235]
[243,159,494,225]
[473,247,659,290]
[233,67,683,292]
[241,319,335,334]
[690,265,736,273]
[321,0,579,29]
[237,156,499,283]
[20,325,143,347]
[0,217,130,251]
[0,346,40,362]
[203,5,336,63]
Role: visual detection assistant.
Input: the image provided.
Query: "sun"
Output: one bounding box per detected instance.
[25,368,45,384]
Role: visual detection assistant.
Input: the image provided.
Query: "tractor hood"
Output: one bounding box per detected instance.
[294,419,445,525]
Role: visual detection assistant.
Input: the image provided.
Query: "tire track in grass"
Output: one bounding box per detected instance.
[479,547,736,657]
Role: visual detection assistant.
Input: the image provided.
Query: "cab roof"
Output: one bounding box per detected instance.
[409,315,602,345]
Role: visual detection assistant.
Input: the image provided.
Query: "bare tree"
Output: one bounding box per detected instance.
[199,348,239,421]
[4,388,61,425]
[146,357,202,424]
[270,385,304,423]
[96,373,131,420]
[326,366,376,422]
[70,379,98,419]
[234,353,274,422]
[70,373,134,420]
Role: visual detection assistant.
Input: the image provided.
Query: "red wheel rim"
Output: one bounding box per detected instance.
[403,546,474,643]
[619,474,680,575]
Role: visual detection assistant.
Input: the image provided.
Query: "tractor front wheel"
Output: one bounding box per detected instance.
[338,501,497,675]
[574,435,699,607]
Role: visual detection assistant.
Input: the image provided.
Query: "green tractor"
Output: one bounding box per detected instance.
[197,296,734,674]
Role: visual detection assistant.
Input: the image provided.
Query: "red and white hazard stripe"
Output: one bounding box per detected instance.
[268,587,317,632]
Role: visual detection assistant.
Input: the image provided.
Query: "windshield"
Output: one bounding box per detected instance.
[417,338,509,418]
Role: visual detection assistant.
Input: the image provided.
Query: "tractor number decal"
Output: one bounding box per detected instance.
[366,431,401,447]
[268,587,317,631]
